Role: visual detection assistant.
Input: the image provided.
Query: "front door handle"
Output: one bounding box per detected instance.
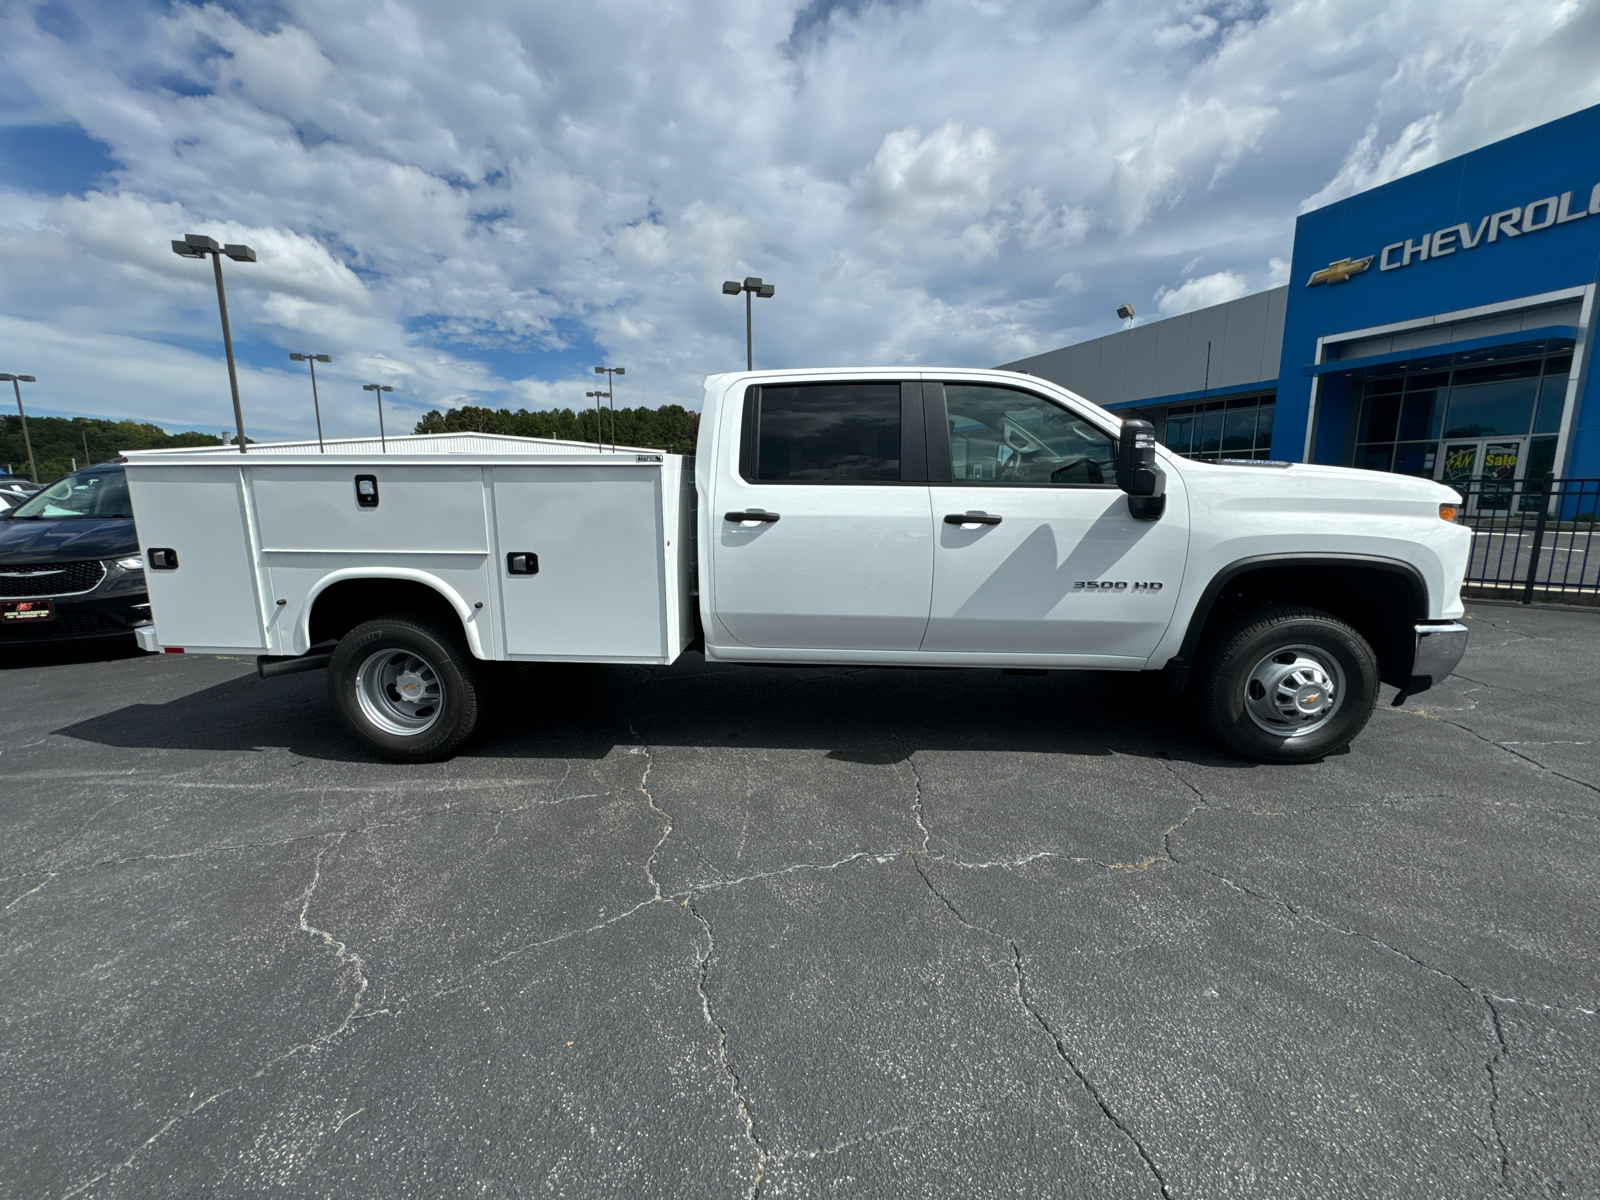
[725,510,780,524]
[944,512,1001,526]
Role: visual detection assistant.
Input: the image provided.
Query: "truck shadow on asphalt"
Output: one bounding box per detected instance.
[54,653,1255,769]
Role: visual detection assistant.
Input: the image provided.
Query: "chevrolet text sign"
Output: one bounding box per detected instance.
[1305,182,1600,286]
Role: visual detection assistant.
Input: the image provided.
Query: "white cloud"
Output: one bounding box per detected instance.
[1155,270,1250,317]
[0,0,1596,440]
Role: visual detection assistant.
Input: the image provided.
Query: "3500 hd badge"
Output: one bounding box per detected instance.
[1072,581,1163,591]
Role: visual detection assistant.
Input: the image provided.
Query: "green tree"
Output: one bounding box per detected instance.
[0,415,225,483]
[414,403,701,456]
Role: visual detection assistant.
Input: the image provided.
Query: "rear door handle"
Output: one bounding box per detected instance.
[725,510,780,523]
[944,512,1001,526]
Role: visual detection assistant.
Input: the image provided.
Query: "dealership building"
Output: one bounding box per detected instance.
[1002,102,1600,493]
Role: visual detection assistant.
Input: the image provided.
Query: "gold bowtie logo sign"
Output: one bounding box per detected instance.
[1306,256,1375,286]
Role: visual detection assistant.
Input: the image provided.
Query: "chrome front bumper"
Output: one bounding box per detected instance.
[1407,622,1469,692]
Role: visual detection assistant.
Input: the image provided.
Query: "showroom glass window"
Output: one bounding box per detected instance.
[1162,393,1276,461]
[942,385,1116,486]
[753,383,901,482]
[1352,353,1570,478]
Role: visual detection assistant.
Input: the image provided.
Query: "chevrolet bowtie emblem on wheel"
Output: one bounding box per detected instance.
[1306,256,1374,286]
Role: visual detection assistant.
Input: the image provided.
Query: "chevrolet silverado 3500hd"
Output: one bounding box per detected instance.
[122,368,1471,764]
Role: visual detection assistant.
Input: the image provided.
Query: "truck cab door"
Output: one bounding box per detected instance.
[709,380,933,651]
[922,381,1189,661]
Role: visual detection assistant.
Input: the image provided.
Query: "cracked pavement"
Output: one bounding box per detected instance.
[2,601,1597,1198]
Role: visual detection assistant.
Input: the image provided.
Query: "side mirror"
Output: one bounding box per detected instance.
[1116,419,1166,520]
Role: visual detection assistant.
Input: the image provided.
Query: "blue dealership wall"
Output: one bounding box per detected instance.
[1274,103,1600,475]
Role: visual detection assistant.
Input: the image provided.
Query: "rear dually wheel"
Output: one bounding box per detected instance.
[328,614,483,762]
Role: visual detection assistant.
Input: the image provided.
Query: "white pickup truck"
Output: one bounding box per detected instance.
[123,368,1471,764]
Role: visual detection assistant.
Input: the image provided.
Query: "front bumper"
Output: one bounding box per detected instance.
[1403,622,1469,695]
[0,593,151,645]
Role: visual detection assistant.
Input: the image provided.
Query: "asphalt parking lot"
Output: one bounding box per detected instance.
[3,603,1597,1199]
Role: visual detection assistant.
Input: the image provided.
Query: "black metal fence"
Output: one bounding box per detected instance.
[1450,476,1600,604]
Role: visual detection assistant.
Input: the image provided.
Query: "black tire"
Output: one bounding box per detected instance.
[1196,605,1379,764]
[327,614,484,763]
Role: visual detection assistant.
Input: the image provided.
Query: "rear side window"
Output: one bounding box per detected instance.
[754,383,901,482]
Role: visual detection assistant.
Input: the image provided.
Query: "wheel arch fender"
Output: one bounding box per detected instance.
[1165,553,1428,689]
[300,568,487,659]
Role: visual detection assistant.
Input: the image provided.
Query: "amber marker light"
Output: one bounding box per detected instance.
[1439,503,1459,522]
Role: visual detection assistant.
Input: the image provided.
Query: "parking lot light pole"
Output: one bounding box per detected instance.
[0,374,38,481]
[585,390,609,450]
[289,353,332,452]
[362,384,394,452]
[721,277,775,371]
[172,234,256,453]
[593,366,624,451]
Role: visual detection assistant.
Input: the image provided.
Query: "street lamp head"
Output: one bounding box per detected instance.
[757,284,775,298]
[171,240,207,259]
[1116,302,1136,321]
[180,233,220,255]
[743,277,762,289]
[362,383,393,393]
[289,353,306,361]
[314,354,331,363]
[594,366,605,373]
[222,243,257,263]
[0,374,34,383]
[613,367,625,375]
[722,281,742,295]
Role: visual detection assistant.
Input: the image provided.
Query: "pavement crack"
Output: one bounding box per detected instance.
[295,836,370,1039]
[3,871,56,912]
[628,721,671,900]
[905,750,931,854]
[1011,944,1173,1200]
[57,841,385,1199]
[687,902,767,1199]
[1484,998,1513,1193]
[1391,706,1600,798]
[912,859,1171,1198]
[1166,855,1593,1184]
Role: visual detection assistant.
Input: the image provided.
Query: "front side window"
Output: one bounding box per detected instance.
[10,469,132,519]
[754,383,901,482]
[942,385,1115,485]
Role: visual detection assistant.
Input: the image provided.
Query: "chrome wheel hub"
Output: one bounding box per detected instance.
[1244,645,1344,739]
[356,649,445,736]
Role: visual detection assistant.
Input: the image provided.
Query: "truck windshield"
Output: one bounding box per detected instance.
[10,469,133,519]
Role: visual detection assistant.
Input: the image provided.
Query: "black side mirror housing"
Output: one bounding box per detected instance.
[1115,419,1166,520]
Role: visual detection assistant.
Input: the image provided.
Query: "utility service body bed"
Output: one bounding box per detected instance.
[123,432,697,665]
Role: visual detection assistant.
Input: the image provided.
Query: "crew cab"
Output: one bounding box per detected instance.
[122,369,1471,764]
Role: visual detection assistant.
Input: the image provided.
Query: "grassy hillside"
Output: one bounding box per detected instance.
[1,414,225,482]
[414,403,700,456]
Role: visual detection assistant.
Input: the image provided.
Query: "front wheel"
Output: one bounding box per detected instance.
[1196,605,1379,764]
[328,614,484,762]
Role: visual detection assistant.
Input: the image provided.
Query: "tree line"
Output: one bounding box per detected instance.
[414,403,700,456]
[1,414,224,483]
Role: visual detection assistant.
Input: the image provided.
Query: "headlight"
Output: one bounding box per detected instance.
[114,556,145,571]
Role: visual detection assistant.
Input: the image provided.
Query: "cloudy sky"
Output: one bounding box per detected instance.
[1,0,1598,441]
